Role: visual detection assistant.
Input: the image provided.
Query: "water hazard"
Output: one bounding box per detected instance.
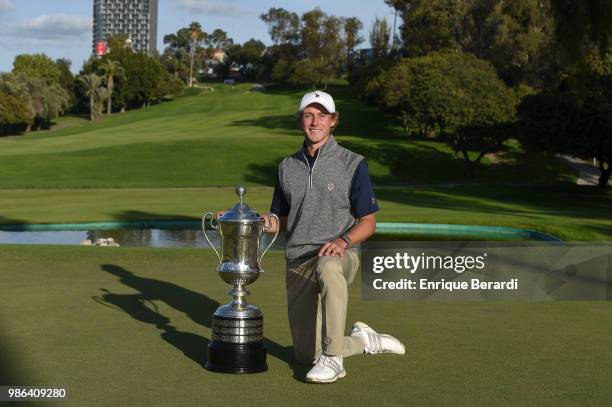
[0,229,286,249]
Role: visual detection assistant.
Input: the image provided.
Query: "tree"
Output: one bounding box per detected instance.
[189,22,203,87]
[0,73,34,127]
[162,23,213,86]
[99,59,124,115]
[550,0,612,61]
[0,92,32,135]
[385,0,558,87]
[519,52,612,187]
[296,8,345,88]
[107,33,132,52]
[370,17,391,58]
[13,53,61,85]
[369,52,518,173]
[207,29,233,49]
[344,17,364,69]
[385,0,463,56]
[78,73,105,121]
[290,59,329,88]
[260,8,301,45]
[222,39,266,80]
[0,72,69,131]
[55,58,77,110]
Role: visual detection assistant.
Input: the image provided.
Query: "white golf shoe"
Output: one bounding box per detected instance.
[351,322,406,355]
[305,354,346,384]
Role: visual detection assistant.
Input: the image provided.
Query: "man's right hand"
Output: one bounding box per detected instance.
[261,212,287,234]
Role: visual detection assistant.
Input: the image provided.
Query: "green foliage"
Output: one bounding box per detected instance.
[385,0,558,87]
[551,0,612,61]
[81,46,176,111]
[370,17,391,58]
[271,57,294,82]
[158,76,186,98]
[116,51,169,107]
[99,58,125,114]
[12,53,61,85]
[208,28,233,49]
[260,8,300,45]
[344,17,364,52]
[260,7,362,85]
[368,52,518,172]
[55,58,77,110]
[0,72,69,131]
[387,0,463,56]
[290,59,330,88]
[78,73,106,121]
[106,33,132,52]
[0,92,31,135]
[519,52,612,187]
[221,39,266,80]
[161,23,234,85]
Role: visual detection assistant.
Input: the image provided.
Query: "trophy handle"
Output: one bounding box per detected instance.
[259,213,279,267]
[202,212,221,264]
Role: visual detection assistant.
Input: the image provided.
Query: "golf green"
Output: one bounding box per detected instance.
[2,245,610,406]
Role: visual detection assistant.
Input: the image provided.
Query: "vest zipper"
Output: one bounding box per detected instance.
[302,151,320,189]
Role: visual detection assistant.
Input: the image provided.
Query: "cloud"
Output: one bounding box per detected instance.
[0,14,91,54]
[0,0,14,13]
[178,0,255,18]
[19,14,92,39]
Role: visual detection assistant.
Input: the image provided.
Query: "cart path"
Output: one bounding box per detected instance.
[558,155,611,186]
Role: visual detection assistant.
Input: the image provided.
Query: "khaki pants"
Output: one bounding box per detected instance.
[285,249,365,364]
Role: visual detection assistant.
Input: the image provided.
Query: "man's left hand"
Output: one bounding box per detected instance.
[318,238,347,259]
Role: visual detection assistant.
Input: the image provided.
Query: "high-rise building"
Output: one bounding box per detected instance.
[92,0,158,55]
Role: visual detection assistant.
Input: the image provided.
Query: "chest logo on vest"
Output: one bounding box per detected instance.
[327,183,335,191]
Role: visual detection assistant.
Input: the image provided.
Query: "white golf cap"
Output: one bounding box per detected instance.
[299,90,335,113]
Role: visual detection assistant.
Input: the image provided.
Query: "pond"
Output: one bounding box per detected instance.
[0,221,562,247]
[0,228,285,249]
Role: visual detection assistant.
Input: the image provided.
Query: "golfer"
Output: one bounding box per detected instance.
[262,90,405,384]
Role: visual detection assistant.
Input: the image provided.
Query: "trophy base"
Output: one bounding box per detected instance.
[205,340,267,374]
[206,314,267,374]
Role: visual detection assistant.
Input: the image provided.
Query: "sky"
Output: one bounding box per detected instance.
[0,0,396,73]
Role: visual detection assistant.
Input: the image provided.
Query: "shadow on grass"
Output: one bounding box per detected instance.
[96,265,299,377]
[229,114,299,133]
[0,216,30,227]
[0,333,40,387]
[229,82,400,140]
[376,185,612,224]
[341,140,465,185]
[244,162,279,186]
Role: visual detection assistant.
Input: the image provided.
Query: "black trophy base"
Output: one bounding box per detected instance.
[205,340,268,374]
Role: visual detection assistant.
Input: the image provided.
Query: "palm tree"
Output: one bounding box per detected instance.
[94,86,111,120]
[78,73,103,121]
[188,22,203,87]
[100,59,124,115]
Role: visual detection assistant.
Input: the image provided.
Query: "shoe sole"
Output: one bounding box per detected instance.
[305,370,347,384]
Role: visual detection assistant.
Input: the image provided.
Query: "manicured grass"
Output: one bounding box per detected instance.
[0,83,575,188]
[1,245,610,406]
[0,186,610,240]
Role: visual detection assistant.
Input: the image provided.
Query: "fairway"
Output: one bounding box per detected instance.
[0,83,576,188]
[2,246,611,406]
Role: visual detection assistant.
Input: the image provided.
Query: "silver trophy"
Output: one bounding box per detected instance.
[202,186,279,373]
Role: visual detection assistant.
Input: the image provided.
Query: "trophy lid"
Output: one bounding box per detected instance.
[218,186,263,223]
